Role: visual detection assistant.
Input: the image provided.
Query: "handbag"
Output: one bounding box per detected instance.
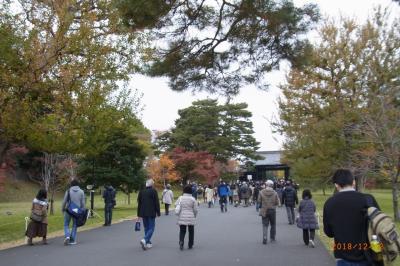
[65,189,87,225]
[135,219,141,231]
[174,197,182,215]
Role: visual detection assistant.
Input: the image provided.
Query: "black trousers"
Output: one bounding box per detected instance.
[165,204,170,215]
[302,229,315,245]
[219,196,228,212]
[179,225,194,247]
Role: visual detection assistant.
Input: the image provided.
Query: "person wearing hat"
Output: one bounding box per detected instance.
[161,184,174,215]
[258,180,280,244]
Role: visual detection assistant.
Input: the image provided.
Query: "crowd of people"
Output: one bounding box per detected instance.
[24,169,384,266]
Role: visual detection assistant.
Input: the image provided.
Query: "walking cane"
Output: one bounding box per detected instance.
[24,217,29,244]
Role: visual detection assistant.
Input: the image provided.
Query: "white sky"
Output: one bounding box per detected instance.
[129,0,398,151]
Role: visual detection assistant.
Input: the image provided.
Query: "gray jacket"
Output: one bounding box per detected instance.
[176,193,198,225]
[62,186,85,212]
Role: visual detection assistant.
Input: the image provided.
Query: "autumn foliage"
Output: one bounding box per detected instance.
[146,154,180,185]
[168,147,220,185]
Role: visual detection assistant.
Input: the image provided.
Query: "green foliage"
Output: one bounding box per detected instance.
[275,10,400,191]
[115,0,173,29]
[156,99,260,162]
[79,129,148,193]
[0,0,147,157]
[118,0,319,95]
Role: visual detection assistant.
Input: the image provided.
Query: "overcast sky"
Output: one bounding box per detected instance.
[130,0,398,152]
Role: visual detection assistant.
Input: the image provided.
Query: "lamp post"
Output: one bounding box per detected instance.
[86,184,94,218]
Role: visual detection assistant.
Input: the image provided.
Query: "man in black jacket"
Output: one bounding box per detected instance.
[282,181,298,224]
[323,169,380,266]
[102,184,116,226]
[137,179,160,250]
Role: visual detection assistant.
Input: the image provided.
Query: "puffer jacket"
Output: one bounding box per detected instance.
[176,193,198,225]
[297,198,319,230]
[162,189,174,205]
[258,187,280,217]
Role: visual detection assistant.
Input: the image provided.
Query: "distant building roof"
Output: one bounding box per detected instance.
[254,151,283,166]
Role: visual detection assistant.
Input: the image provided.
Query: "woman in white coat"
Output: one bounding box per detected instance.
[205,184,214,208]
[176,185,198,250]
[162,184,174,215]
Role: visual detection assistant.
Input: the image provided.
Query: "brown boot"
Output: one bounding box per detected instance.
[42,237,48,245]
[27,238,33,246]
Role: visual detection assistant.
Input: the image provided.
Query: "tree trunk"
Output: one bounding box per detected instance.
[322,186,326,196]
[0,140,10,166]
[50,182,55,215]
[393,158,400,222]
[128,193,131,205]
[392,179,400,222]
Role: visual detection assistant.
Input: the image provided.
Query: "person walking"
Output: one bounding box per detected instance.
[276,180,284,207]
[61,180,85,245]
[282,181,298,224]
[258,180,280,244]
[102,184,116,226]
[176,185,198,250]
[323,169,381,266]
[231,184,240,207]
[297,189,318,248]
[26,189,48,245]
[161,184,174,215]
[253,182,261,212]
[137,179,161,250]
[241,182,252,207]
[217,181,230,212]
[205,185,214,208]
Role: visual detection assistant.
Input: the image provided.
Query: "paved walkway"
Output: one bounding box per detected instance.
[0,203,334,266]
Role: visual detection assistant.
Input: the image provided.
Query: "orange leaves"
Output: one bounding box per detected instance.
[146,154,180,185]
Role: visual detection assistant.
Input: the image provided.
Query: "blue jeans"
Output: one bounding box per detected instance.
[142,217,156,244]
[336,260,371,266]
[64,212,77,241]
[104,203,113,225]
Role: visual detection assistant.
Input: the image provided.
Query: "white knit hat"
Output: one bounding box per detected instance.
[266,180,274,187]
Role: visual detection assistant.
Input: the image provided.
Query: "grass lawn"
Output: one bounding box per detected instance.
[312,189,400,266]
[0,192,139,247]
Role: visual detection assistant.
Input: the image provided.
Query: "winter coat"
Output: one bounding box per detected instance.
[205,188,214,202]
[176,193,198,226]
[103,186,116,207]
[62,186,85,212]
[162,189,174,205]
[240,185,251,199]
[282,186,298,207]
[137,187,161,218]
[297,198,319,230]
[258,187,280,217]
[31,198,48,224]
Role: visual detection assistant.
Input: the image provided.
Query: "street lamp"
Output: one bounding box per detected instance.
[86,184,95,218]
